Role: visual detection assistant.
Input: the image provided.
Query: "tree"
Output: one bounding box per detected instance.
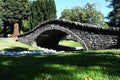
[60,3,108,27]
[30,0,56,28]
[45,0,56,19]
[30,0,44,29]
[60,6,86,22]
[0,0,3,34]
[84,3,107,26]
[0,0,30,37]
[107,0,120,27]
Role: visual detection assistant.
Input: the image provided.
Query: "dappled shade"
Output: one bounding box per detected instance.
[3,47,29,51]
[0,51,120,80]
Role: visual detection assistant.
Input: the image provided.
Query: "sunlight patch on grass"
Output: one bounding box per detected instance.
[59,39,81,47]
[43,64,112,80]
[44,64,76,71]
[35,63,117,80]
[85,49,120,55]
[94,49,120,53]
[0,39,39,51]
[1,60,12,66]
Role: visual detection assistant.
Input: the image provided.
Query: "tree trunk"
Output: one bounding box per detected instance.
[13,23,19,37]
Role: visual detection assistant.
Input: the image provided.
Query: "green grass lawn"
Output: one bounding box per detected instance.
[0,51,120,80]
[0,39,39,51]
[0,39,120,80]
[59,39,81,47]
[0,39,81,51]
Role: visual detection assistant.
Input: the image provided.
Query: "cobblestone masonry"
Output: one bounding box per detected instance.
[18,19,120,50]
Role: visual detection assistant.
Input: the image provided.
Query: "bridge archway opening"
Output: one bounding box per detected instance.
[34,29,85,51]
[58,38,83,51]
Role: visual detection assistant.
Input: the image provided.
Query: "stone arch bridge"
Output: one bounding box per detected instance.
[18,19,120,50]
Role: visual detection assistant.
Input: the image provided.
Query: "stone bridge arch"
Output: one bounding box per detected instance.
[18,19,120,50]
[33,25,88,50]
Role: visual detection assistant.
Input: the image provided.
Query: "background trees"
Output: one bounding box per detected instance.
[0,0,119,37]
[30,0,56,29]
[0,0,30,37]
[0,0,3,35]
[60,3,108,27]
[107,0,120,27]
[0,0,56,37]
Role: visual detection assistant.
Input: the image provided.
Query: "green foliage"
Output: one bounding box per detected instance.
[0,0,56,33]
[107,0,120,27]
[0,0,30,23]
[0,19,3,33]
[60,2,108,27]
[30,0,56,28]
[22,20,31,32]
[0,0,3,33]
[0,0,30,35]
[30,0,44,28]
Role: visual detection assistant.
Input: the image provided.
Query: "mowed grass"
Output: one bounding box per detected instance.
[0,39,120,80]
[0,39,39,51]
[59,39,81,47]
[0,39,80,51]
[0,52,120,80]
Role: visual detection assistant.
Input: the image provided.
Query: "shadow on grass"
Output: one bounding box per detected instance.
[4,47,29,51]
[0,51,120,80]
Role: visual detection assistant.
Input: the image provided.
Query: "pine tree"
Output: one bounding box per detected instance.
[30,0,44,29]
[107,0,120,27]
[30,0,56,28]
[0,0,3,34]
[49,0,56,19]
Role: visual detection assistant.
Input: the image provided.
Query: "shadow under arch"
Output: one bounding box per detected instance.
[32,26,88,51]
